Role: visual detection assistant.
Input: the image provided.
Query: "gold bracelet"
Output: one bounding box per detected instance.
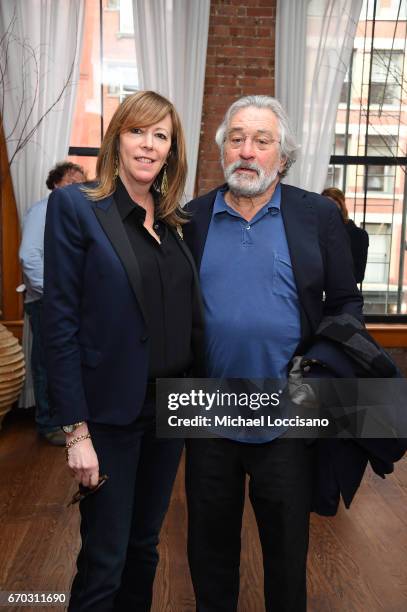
[65,433,91,461]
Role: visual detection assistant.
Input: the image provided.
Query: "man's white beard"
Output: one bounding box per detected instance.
[223,160,279,197]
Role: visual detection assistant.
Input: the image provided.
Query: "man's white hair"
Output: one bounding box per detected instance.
[215,95,298,178]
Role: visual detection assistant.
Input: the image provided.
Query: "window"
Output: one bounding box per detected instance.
[364,223,391,284]
[365,165,396,192]
[105,63,138,101]
[333,134,346,156]
[326,165,342,189]
[363,0,407,20]
[325,135,348,191]
[329,0,407,318]
[118,0,134,35]
[370,50,403,105]
[68,0,138,179]
[364,136,398,192]
[365,135,398,157]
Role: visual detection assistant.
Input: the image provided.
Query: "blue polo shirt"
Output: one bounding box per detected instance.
[200,183,301,381]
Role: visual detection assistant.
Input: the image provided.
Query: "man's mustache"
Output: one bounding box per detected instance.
[227,161,260,176]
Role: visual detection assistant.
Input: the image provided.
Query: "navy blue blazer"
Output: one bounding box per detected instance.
[183,183,372,515]
[43,183,204,426]
[183,183,364,349]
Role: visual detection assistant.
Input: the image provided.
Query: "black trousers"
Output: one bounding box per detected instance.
[68,409,183,612]
[185,437,314,612]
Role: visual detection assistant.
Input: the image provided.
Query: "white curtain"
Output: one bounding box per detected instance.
[132,0,210,202]
[276,0,362,192]
[0,0,85,407]
[0,0,85,220]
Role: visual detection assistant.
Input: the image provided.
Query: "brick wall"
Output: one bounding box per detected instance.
[195,0,277,196]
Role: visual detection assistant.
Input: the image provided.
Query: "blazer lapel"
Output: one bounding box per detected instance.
[169,226,206,373]
[169,226,206,314]
[93,196,148,324]
[280,183,323,341]
[184,186,219,270]
[170,226,200,278]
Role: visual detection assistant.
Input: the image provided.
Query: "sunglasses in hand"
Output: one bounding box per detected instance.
[68,474,109,507]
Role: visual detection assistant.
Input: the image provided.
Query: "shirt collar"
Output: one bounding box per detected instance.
[114,177,148,223]
[213,182,281,218]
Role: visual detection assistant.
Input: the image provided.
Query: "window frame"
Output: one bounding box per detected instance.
[328,0,407,321]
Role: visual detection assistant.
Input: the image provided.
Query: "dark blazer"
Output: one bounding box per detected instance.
[346,219,369,283]
[183,183,364,350]
[183,183,373,516]
[43,183,204,427]
[302,313,405,515]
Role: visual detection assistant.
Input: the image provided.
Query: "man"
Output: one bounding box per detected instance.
[183,96,363,612]
[19,161,86,445]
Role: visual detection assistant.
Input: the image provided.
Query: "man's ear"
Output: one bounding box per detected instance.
[278,156,287,175]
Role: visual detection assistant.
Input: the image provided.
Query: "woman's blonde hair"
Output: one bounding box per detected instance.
[322,187,349,223]
[83,90,188,226]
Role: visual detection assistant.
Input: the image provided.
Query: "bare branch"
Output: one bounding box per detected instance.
[0,7,81,168]
[8,49,76,167]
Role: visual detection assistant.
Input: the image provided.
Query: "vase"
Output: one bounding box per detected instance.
[0,323,25,429]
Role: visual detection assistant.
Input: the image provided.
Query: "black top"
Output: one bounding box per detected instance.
[345,220,369,283]
[114,178,193,378]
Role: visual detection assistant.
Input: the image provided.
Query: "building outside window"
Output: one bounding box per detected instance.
[326,0,407,317]
[370,49,403,105]
[68,0,138,178]
[105,63,138,101]
[364,222,392,285]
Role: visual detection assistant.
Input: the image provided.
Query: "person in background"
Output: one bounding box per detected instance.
[19,161,86,445]
[322,186,369,283]
[43,90,203,611]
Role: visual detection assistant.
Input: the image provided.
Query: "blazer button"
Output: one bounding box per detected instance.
[140,334,149,343]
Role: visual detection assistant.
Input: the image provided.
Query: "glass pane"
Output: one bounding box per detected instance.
[365,135,398,157]
[118,0,134,34]
[370,82,401,105]
[102,0,138,135]
[324,164,407,315]
[69,0,139,147]
[335,0,407,161]
[371,50,403,82]
[331,0,407,316]
[362,0,407,21]
[70,0,102,148]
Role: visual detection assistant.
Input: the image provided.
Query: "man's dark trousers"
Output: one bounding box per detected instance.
[186,437,314,612]
[25,300,60,433]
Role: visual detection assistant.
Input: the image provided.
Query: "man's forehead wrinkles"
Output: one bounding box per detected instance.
[228,127,274,135]
[229,114,278,133]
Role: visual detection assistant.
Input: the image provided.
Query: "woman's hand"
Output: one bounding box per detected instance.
[65,424,99,488]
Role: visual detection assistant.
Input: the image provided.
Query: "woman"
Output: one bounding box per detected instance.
[43,91,203,611]
[322,186,369,283]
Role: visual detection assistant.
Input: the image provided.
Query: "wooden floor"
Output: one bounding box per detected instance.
[0,410,406,612]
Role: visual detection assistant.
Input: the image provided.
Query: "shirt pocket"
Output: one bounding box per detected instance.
[272,253,298,298]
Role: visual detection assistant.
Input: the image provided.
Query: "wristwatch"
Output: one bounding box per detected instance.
[62,421,85,434]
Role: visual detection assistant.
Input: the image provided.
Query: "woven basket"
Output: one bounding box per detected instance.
[0,323,25,429]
